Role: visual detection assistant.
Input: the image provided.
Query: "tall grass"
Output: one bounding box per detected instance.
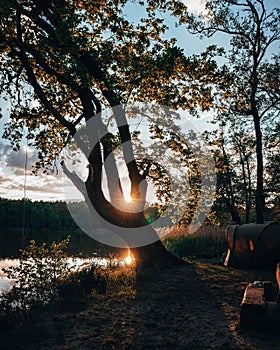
[91,254,136,297]
[162,224,228,258]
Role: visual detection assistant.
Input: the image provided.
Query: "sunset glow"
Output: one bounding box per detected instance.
[181,0,207,16]
[122,179,132,203]
[124,254,133,265]
[124,194,132,203]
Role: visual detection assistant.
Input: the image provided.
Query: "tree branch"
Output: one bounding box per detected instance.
[61,161,87,197]
[12,1,76,135]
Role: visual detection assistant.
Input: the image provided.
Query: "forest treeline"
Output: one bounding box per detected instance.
[0,198,121,258]
[204,129,280,225]
[0,197,77,232]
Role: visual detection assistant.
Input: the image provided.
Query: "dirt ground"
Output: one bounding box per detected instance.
[2,261,280,350]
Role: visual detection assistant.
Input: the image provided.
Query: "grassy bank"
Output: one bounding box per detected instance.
[1,260,279,350]
[1,228,279,349]
[162,224,227,259]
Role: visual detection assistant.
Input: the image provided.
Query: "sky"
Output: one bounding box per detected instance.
[0,0,278,202]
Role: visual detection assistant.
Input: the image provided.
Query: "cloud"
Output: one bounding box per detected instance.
[181,0,207,16]
[5,147,37,171]
[6,175,63,193]
[4,182,63,194]
[26,184,63,194]
[0,140,66,199]
[3,173,63,194]
[0,141,10,161]
[0,141,10,153]
[13,169,25,176]
[0,143,66,199]
[0,174,10,184]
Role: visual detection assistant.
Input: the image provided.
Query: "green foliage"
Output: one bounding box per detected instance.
[0,235,135,322]
[0,198,77,231]
[0,0,216,173]
[0,1,218,263]
[185,0,280,224]
[265,123,280,210]
[0,237,72,319]
[204,129,254,224]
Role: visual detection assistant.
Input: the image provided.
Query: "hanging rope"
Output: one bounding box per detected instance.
[21,133,28,250]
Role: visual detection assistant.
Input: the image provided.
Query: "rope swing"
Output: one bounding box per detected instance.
[21,132,28,250]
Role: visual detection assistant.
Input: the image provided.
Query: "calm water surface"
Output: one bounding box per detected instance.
[0,257,116,294]
[0,259,19,293]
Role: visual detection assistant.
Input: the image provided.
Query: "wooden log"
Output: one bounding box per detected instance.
[276,263,280,288]
[263,281,276,301]
[240,283,267,328]
[276,263,280,304]
[241,283,265,306]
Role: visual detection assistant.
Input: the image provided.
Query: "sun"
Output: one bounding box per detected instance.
[124,254,133,265]
[122,181,132,202]
[124,194,132,203]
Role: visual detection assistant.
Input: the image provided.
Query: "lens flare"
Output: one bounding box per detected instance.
[124,254,133,265]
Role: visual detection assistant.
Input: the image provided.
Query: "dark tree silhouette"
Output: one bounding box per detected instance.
[0,0,218,270]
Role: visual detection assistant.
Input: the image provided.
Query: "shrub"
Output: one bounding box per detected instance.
[0,236,73,319]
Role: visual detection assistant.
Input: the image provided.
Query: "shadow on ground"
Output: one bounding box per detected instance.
[1,261,280,349]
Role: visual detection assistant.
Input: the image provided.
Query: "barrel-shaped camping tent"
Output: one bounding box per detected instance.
[224,222,280,268]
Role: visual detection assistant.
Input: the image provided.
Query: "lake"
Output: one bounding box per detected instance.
[0,259,19,294]
[0,229,122,259]
[0,228,126,295]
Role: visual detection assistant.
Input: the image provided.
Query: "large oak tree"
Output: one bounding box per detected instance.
[0,0,217,270]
